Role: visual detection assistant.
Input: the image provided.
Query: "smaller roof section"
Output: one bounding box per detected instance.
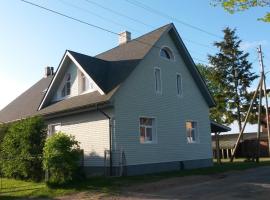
[210,120,231,133]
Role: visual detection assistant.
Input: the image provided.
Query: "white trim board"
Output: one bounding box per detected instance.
[38,51,105,110]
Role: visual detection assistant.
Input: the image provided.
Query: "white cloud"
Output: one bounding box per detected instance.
[240,40,269,51]
[0,73,29,110]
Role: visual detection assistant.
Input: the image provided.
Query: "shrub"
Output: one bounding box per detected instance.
[0,123,9,145]
[43,132,82,185]
[0,116,46,181]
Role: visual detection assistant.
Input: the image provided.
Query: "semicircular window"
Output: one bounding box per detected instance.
[160,47,174,60]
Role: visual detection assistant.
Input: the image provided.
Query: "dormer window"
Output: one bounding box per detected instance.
[160,47,174,61]
[61,73,71,97]
[81,72,87,92]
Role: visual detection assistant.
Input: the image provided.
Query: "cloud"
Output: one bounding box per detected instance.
[240,40,269,51]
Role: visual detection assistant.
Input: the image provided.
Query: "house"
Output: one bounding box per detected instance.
[0,23,225,176]
[212,132,269,159]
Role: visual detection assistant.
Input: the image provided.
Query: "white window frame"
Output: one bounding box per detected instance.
[139,116,157,144]
[176,73,183,97]
[48,123,61,137]
[186,120,199,144]
[154,67,162,94]
[159,46,175,62]
[61,73,71,97]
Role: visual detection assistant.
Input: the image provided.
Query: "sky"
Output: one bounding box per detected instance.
[0,0,269,132]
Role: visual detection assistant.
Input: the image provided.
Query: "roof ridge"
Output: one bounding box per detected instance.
[95,23,173,59]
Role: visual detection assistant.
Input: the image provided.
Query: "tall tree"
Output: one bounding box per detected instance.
[197,64,228,124]
[212,0,270,22]
[208,27,258,132]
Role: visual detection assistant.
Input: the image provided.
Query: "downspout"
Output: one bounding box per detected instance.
[96,105,113,176]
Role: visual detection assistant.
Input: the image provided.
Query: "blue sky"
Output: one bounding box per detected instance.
[0,0,269,132]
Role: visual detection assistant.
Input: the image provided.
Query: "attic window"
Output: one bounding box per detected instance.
[160,47,174,60]
[61,73,71,97]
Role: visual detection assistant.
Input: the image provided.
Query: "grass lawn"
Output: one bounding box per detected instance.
[1,158,270,199]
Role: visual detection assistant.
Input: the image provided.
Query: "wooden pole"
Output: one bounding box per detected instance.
[230,79,262,162]
[263,75,270,155]
[215,132,221,164]
[256,76,263,163]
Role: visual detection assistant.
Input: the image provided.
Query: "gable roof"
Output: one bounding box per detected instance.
[0,23,215,123]
[68,51,140,93]
[0,76,53,123]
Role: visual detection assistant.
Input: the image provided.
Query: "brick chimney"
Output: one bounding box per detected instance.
[119,31,131,45]
[44,66,54,78]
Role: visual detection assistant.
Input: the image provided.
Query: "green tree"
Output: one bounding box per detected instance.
[0,116,46,181]
[197,64,228,124]
[212,0,270,22]
[208,27,258,131]
[43,132,82,185]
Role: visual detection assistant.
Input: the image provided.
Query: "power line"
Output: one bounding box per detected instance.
[124,0,222,39]
[20,0,209,64]
[84,0,155,29]
[83,0,214,50]
[20,0,119,35]
[59,0,141,33]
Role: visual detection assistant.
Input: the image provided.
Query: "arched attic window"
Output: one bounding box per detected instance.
[160,47,174,61]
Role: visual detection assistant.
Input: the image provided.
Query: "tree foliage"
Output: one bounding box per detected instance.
[206,27,258,130]
[0,123,9,145]
[43,132,82,185]
[212,0,270,22]
[0,116,46,181]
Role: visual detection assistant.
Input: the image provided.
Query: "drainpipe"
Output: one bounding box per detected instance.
[96,105,113,176]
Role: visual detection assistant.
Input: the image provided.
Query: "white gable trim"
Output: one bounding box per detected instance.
[38,51,105,110]
[66,51,105,95]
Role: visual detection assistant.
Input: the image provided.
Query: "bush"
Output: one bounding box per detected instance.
[0,123,9,145]
[43,132,82,185]
[0,116,46,181]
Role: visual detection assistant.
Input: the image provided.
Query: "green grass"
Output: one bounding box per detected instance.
[1,158,270,199]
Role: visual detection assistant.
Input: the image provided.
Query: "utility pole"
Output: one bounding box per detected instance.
[230,45,270,162]
[258,45,270,156]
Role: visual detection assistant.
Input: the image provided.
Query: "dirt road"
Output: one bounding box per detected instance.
[104,166,270,200]
[57,166,270,200]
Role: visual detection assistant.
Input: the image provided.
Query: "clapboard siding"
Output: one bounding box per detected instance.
[113,32,212,165]
[46,109,112,166]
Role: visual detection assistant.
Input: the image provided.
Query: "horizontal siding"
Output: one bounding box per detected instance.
[46,109,112,167]
[113,32,212,166]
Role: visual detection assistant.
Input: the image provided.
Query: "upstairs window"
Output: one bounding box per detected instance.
[186,121,198,143]
[160,47,174,61]
[61,73,71,97]
[140,117,157,144]
[81,72,89,92]
[154,68,162,94]
[176,74,183,96]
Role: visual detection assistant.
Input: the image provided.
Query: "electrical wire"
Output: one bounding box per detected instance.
[124,0,222,39]
[20,0,210,64]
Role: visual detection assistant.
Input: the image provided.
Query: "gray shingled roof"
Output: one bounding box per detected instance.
[0,24,171,123]
[0,23,215,123]
[0,76,53,123]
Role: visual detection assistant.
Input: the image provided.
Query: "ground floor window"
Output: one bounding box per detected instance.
[139,117,156,144]
[186,121,198,143]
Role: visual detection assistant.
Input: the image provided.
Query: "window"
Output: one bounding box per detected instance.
[61,73,71,97]
[81,72,89,92]
[186,121,198,143]
[139,117,156,144]
[48,124,61,136]
[160,47,174,60]
[154,68,162,94]
[176,74,183,96]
